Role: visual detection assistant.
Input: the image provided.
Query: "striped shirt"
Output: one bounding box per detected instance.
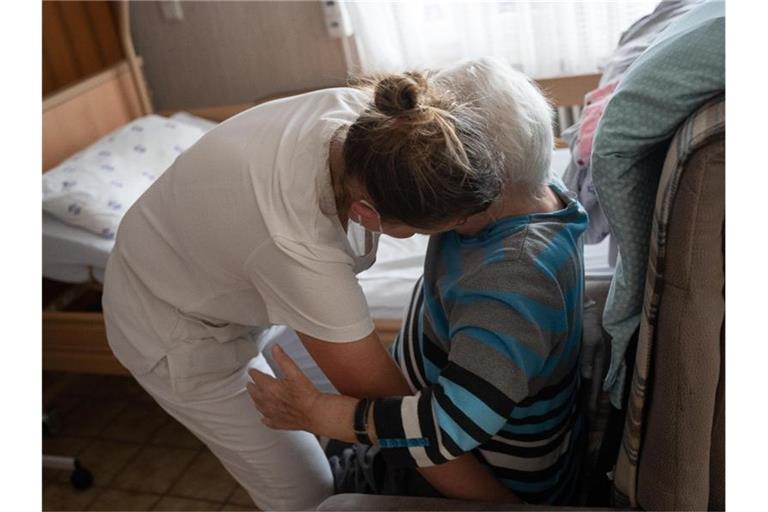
[372,183,588,504]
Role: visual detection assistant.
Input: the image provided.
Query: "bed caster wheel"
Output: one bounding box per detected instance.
[70,460,93,490]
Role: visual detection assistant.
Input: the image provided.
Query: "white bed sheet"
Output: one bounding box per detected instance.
[550,146,573,178]
[43,212,112,283]
[43,137,613,318]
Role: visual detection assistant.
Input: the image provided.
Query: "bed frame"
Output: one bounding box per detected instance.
[42,4,600,375]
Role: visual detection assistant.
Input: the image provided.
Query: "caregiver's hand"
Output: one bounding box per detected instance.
[246,345,321,431]
[247,345,359,442]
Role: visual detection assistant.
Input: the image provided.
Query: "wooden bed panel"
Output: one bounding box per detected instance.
[537,73,601,110]
[42,1,124,97]
[42,61,144,171]
[373,319,402,347]
[43,311,129,375]
[43,309,401,375]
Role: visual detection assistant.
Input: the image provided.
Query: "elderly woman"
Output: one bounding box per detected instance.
[248,58,588,505]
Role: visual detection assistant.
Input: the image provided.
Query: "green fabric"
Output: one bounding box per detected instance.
[591,0,724,407]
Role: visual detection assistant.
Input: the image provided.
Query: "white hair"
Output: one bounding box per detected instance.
[434,57,554,190]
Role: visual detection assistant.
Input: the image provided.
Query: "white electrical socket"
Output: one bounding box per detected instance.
[159,1,184,22]
[321,0,352,38]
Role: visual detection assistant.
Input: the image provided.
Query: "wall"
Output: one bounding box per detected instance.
[129,1,349,111]
[42,1,124,96]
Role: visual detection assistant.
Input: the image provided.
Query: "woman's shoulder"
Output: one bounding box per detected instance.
[308,86,370,104]
[261,86,369,117]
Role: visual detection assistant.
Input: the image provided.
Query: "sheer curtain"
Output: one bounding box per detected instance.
[345,1,659,77]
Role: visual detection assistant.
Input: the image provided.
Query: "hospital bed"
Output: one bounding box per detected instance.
[42,5,613,376]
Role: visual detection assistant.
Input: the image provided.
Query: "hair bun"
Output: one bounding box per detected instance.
[373,72,429,116]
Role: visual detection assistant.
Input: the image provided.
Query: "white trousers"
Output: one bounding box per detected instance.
[116,326,337,511]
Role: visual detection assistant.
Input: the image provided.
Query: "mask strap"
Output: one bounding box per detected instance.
[358,200,383,234]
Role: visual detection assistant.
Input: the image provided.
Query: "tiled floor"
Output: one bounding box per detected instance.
[43,371,259,511]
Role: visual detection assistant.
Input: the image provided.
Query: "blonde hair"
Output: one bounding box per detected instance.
[342,71,503,229]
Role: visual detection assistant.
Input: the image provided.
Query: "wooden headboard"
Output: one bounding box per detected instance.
[536,73,601,109]
[43,61,146,171]
[42,1,152,171]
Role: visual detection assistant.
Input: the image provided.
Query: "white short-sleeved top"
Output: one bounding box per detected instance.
[103,87,375,371]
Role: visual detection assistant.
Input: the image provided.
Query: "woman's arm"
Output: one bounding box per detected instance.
[295,330,412,398]
[302,391,520,502]
[248,345,521,503]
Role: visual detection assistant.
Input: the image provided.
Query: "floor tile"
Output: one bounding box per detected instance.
[150,419,204,450]
[53,373,117,399]
[77,440,142,486]
[112,445,198,494]
[168,450,238,502]
[60,397,128,438]
[226,486,256,507]
[43,467,71,486]
[151,496,222,511]
[43,372,76,407]
[42,481,99,511]
[100,400,171,444]
[43,435,91,457]
[86,488,161,511]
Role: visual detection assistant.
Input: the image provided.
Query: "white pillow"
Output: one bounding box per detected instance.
[42,115,206,239]
[171,111,218,132]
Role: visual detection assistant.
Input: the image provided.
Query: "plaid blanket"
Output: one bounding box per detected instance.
[612,95,725,507]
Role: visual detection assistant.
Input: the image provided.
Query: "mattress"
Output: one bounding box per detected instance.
[43,125,614,318]
[43,211,113,284]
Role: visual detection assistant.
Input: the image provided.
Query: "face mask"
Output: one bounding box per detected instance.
[346,200,381,274]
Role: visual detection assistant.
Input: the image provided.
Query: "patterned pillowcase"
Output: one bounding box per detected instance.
[591,0,724,406]
[42,115,206,239]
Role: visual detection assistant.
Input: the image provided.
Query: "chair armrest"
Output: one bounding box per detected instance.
[316,493,627,511]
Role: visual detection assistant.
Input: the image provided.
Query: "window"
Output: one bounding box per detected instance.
[345,1,659,77]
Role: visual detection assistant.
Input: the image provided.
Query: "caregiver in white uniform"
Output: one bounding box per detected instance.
[102,72,511,510]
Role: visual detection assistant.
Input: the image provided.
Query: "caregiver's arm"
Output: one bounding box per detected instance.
[296,330,412,398]
[248,234,411,400]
